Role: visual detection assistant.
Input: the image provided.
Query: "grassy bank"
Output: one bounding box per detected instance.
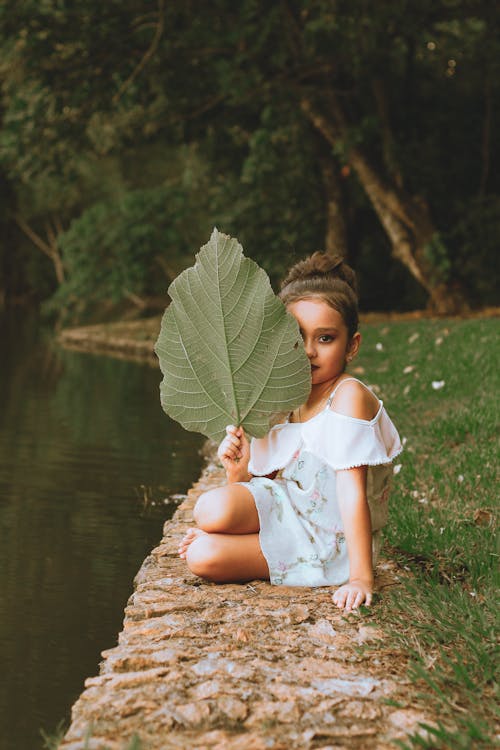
[356,317,498,748]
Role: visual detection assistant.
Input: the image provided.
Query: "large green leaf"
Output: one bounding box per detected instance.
[154,228,311,441]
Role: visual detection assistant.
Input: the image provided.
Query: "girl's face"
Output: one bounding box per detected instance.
[287,298,360,387]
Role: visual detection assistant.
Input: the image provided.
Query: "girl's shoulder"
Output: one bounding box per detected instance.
[328,377,381,422]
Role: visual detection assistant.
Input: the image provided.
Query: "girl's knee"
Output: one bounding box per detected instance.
[185,536,222,581]
[193,487,233,532]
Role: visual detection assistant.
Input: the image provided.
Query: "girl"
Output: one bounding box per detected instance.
[178,253,402,611]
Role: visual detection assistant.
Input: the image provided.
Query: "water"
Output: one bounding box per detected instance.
[0,312,204,750]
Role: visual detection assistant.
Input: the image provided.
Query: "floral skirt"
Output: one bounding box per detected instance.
[239,476,382,587]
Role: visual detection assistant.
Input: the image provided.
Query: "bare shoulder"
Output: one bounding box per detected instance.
[330,379,380,421]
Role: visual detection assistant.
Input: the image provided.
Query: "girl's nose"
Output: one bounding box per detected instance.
[304,339,316,359]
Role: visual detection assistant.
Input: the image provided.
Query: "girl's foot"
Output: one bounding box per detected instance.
[178,527,207,559]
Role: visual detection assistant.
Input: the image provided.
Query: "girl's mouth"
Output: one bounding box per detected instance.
[311,364,319,371]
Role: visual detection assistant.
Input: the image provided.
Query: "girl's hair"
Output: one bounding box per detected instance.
[279,252,359,338]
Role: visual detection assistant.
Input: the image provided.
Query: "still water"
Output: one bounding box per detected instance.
[0,312,204,750]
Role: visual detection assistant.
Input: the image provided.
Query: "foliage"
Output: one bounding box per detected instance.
[155,229,311,440]
[0,1,499,314]
[215,102,326,285]
[445,196,500,306]
[43,147,216,322]
[40,719,67,749]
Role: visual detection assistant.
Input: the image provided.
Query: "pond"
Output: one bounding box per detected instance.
[0,312,204,750]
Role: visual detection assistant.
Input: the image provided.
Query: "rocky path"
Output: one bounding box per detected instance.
[60,464,431,750]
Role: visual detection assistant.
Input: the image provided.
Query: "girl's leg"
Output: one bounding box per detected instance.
[193,484,260,534]
[185,531,269,583]
[177,484,259,557]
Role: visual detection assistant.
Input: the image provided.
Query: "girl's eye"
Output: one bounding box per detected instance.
[319,335,334,343]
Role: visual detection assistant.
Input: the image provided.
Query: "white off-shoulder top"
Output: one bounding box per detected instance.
[239,377,402,587]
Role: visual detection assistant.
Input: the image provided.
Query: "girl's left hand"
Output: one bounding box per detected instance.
[218,425,251,481]
[332,579,373,611]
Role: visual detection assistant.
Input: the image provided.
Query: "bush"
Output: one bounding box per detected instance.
[45,186,209,323]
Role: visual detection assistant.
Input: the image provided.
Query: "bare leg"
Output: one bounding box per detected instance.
[179,483,260,557]
[186,531,269,583]
[178,527,206,558]
[178,483,267,582]
[193,484,260,534]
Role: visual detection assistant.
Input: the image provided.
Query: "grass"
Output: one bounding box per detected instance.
[40,721,67,749]
[356,317,499,749]
[41,721,143,750]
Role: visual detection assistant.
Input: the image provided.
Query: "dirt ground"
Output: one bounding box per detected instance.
[59,462,436,750]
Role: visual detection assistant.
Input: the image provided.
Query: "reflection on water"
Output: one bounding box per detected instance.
[0,312,203,750]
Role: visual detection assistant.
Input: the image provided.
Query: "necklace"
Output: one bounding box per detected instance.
[297,389,332,423]
[297,375,347,423]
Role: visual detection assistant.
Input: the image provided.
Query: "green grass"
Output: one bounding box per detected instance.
[40,721,67,749]
[356,317,499,749]
[41,722,142,749]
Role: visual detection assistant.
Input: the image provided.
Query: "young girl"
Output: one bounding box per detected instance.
[178,253,402,611]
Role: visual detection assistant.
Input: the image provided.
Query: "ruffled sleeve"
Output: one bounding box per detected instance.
[301,403,402,471]
[248,423,302,476]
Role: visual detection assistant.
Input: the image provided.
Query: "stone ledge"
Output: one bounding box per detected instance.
[60,464,432,750]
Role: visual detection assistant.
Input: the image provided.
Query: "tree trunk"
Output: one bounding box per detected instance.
[300,96,469,314]
[14,214,65,285]
[371,77,404,189]
[479,75,491,196]
[319,157,348,258]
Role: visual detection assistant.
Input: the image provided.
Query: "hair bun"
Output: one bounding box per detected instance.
[280,252,358,295]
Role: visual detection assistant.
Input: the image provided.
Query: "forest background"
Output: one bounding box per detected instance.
[1,0,499,325]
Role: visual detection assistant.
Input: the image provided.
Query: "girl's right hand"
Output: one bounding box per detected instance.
[218,425,251,481]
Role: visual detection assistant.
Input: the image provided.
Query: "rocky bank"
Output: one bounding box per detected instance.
[60,462,433,750]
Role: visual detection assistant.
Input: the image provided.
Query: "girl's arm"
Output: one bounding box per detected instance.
[333,466,374,610]
[218,425,252,483]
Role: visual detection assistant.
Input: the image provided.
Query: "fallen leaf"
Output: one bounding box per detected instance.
[431,380,445,390]
[473,508,493,527]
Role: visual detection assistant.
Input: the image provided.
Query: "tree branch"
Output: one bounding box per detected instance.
[113,0,165,104]
[300,96,433,290]
[301,95,421,232]
[14,214,65,284]
[14,214,53,259]
[371,77,404,188]
[479,75,491,196]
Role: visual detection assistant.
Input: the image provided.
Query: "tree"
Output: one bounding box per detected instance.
[151,0,496,312]
[1,0,498,313]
